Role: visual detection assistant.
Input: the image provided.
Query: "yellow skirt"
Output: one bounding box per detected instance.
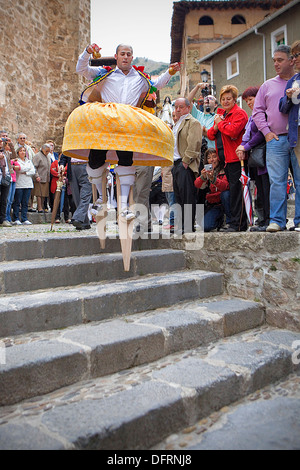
[62,102,174,167]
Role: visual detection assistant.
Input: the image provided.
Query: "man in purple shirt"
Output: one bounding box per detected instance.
[252,45,299,232]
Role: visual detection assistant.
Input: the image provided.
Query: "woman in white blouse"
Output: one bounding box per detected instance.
[12,146,36,225]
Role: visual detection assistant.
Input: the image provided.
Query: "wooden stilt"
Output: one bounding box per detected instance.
[95,171,108,249]
[116,174,134,272]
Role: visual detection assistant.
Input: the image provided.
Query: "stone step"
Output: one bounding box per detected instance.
[0,249,186,295]
[0,269,223,338]
[0,326,299,450]
[0,297,263,407]
[0,234,171,262]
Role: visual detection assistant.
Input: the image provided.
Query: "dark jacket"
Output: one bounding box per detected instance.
[279,72,300,148]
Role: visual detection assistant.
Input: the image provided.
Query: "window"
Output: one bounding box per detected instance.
[231,15,246,25]
[271,25,287,56]
[199,16,214,26]
[226,52,239,79]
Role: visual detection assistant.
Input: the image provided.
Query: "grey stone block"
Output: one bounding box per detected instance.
[0,423,66,450]
[207,339,294,394]
[3,239,44,261]
[64,320,166,377]
[0,290,83,337]
[41,382,188,450]
[0,249,186,294]
[83,271,223,323]
[190,397,300,450]
[198,299,265,336]
[42,236,102,259]
[153,357,242,420]
[0,341,89,405]
[1,235,174,262]
[137,309,224,354]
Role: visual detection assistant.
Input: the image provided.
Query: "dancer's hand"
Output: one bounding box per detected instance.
[86,43,101,58]
[169,62,182,75]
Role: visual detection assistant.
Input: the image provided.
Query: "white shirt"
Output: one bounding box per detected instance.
[76,50,172,107]
[15,158,35,189]
[173,114,188,161]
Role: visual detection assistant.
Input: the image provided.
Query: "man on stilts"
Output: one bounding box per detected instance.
[62,43,180,268]
[64,43,180,217]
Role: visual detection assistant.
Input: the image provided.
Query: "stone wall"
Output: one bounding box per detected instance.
[172,232,300,332]
[0,0,90,150]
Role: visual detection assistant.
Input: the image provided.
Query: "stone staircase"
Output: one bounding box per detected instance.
[0,234,299,450]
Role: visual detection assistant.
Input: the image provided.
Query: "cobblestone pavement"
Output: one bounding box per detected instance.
[0,220,111,239]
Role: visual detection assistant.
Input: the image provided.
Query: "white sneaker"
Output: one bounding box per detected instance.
[12,220,22,225]
[22,220,32,225]
[1,220,12,227]
[266,222,282,232]
[90,199,103,216]
[120,209,135,221]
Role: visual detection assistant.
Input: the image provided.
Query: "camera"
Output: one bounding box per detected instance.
[204,164,213,171]
[201,86,209,97]
[1,138,7,143]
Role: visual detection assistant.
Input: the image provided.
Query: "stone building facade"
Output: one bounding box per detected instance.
[0,0,90,151]
[170,0,291,96]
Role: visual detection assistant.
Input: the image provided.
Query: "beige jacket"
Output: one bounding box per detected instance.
[176,114,202,176]
[161,166,173,192]
[33,150,51,183]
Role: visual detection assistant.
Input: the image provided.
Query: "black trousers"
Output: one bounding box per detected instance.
[172,160,197,233]
[0,183,10,223]
[224,161,248,231]
[89,149,133,169]
[252,167,270,226]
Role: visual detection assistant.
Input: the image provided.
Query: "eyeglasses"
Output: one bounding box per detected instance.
[292,52,300,59]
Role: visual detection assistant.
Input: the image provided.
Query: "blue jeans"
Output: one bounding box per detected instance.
[12,188,32,222]
[6,181,16,222]
[204,190,230,231]
[165,191,176,225]
[266,136,300,228]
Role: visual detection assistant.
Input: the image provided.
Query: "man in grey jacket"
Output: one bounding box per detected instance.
[171,98,202,234]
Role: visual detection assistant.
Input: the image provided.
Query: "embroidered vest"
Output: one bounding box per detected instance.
[79,66,156,112]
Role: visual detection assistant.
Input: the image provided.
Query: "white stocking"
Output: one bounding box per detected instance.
[159,205,167,222]
[86,163,109,201]
[115,166,136,210]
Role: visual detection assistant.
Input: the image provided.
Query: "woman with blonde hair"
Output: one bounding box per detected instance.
[207,84,249,231]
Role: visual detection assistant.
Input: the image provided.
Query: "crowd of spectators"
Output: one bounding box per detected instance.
[0,41,299,234]
[0,133,75,227]
[156,41,300,234]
